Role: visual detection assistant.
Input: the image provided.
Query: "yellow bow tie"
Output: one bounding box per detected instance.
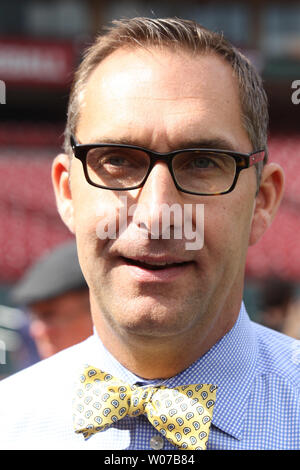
[73,365,217,450]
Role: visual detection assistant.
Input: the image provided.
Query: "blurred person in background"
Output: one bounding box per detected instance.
[0,304,40,379]
[10,240,93,359]
[260,277,300,339]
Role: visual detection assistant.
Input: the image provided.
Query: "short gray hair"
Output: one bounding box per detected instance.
[64,17,268,182]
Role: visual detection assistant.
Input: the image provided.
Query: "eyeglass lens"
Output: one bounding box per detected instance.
[86,147,237,194]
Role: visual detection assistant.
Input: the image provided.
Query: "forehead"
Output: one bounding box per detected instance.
[76,47,250,152]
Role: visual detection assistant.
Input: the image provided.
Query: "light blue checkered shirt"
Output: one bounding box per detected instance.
[0,303,299,450]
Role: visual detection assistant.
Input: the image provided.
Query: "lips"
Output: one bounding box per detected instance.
[121,256,189,270]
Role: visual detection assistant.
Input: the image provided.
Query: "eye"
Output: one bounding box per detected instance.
[190,156,217,169]
[176,153,220,172]
[86,146,149,188]
[87,149,141,172]
[102,155,131,167]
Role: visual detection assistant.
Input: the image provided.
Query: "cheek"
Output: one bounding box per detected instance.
[70,177,112,279]
[200,195,255,265]
[70,165,115,241]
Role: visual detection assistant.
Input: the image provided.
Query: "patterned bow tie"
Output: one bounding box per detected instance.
[73,365,217,450]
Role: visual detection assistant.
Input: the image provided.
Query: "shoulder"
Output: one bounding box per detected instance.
[0,336,95,448]
[1,336,90,390]
[252,321,300,389]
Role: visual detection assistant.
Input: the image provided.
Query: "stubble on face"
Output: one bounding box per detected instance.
[70,46,257,371]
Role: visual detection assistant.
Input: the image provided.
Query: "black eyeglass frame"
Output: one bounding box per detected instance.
[70,135,265,196]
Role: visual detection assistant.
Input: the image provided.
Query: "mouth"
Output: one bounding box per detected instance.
[119,255,194,282]
[121,256,190,270]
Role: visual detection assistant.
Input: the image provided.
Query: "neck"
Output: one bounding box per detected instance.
[92,303,239,379]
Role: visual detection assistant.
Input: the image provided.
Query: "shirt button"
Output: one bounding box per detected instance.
[150,434,164,450]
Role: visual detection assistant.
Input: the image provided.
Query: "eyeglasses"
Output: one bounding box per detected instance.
[70,135,265,196]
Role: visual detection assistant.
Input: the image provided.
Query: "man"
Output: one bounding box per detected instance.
[259,278,300,339]
[0,18,298,450]
[10,241,92,359]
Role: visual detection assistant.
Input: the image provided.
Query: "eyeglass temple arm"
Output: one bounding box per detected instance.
[248,150,265,166]
[70,135,78,148]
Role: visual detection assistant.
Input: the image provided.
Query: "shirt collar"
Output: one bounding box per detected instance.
[86,302,258,440]
[170,303,259,440]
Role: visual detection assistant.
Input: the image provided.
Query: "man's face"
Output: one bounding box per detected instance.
[60,47,260,346]
[28,290,92,358]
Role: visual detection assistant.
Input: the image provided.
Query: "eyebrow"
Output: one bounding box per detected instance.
[85,136,238,152]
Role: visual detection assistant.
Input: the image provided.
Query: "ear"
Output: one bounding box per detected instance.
[52,153,75,234]
[249,163,285,246]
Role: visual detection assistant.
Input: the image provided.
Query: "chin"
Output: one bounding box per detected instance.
[123,323,182,338]
[95,291,200,338]
[117,308,190,339]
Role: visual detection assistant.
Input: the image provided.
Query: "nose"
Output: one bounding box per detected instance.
[131,161,183,238]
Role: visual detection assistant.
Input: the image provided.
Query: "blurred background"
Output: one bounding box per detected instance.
[0,0,299,378]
